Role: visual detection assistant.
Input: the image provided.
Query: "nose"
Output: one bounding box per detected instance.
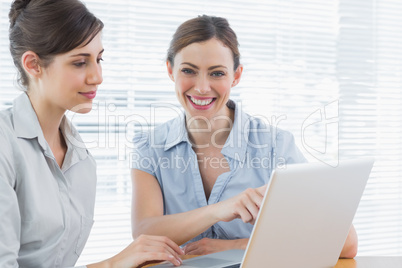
[87,63,103,85]
[194,76,210,94]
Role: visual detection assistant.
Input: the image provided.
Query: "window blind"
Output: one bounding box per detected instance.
[0,0,401,264]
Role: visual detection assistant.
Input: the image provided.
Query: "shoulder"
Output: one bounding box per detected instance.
[133,116,184,149]
[0,107,14,129]
[0,109,18,185]
[244,112,295,141]
[275,127,297,143]
[0,108,17,146]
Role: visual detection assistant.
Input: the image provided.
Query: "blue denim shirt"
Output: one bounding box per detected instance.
[131,100,306,243]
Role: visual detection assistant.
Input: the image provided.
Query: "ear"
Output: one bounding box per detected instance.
[21,51,42,78]
[166,60,175,82]
[231,64,243,87]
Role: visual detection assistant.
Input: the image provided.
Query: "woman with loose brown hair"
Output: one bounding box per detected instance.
[0,0,183,267]
[131,15,358,258]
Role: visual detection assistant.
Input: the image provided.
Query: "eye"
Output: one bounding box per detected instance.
[181,68,195,75]
[73,61,86,67]
[97,57,104,64]
[211,71,225,77]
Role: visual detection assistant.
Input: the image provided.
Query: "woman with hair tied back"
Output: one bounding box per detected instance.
[0,0,183,267]
[131,15,358,259]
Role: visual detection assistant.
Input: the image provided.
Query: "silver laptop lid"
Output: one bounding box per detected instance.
[241,158,374,268]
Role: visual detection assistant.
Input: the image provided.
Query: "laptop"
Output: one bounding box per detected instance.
[153,158,374,268]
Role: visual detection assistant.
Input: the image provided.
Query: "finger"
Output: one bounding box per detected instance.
[236,205,253,223]
[250,191,264,209]
[142,245,184,267]
[184,241,205,255]
[242,197,260,220]
[162,237,184,255]
[239,188,263,219]
[145,235,185,256]
[247,187,265,209]
[256,184,268,195]
[183,241,197,255]
[138,252,182,267]
[185,246,202,255]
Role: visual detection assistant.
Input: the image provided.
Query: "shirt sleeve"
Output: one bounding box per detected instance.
[130,132,157,177]
[274,129,308,167]
[0,128,21,268]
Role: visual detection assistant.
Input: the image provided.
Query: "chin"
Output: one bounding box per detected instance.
[69,102,94,114]
[76,108,93,114]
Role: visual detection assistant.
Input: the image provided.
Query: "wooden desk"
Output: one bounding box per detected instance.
[336,256,402,268]
[143,255,402,267]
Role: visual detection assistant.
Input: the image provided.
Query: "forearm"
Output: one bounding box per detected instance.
[183,238,249,255]
[133,204,221,246]
[340,225,358,258]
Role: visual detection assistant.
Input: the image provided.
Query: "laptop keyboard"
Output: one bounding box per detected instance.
[222,264,240,268]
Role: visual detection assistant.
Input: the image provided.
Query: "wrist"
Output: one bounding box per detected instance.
[87,258,112,268]
[235,238,249,250]
[207,202,223,223]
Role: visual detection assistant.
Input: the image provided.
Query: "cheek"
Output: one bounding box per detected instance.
[175,77,193,94]
[49,70,81,93]
[213,80,232,95]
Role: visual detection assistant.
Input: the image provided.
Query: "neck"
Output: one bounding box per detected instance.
[186,107,234,148]
[27,92,65,146]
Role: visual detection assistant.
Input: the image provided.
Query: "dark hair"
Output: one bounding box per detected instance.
[167,15,240,70]
[9,0,104,89]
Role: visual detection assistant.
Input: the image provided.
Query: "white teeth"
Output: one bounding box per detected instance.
[191,97,213,106]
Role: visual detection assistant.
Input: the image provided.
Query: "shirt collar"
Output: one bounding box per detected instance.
[164,111,189,151]
[221,100,249,162]
[13,93,48,151]
[60,116,89,167]
[13,92,88,164]
[163,100,249,162]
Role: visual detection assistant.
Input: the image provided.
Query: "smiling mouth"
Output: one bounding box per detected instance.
[188,96,216,106]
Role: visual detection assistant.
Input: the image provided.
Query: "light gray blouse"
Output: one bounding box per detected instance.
[0,93,96,268]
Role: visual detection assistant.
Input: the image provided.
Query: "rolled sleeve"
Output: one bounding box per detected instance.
[275,129,307,166]
[130,133,157,177]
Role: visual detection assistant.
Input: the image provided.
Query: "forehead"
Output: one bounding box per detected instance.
[174,38,234,68]
[63,32,103,57]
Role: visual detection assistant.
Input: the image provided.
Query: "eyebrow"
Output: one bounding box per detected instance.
[181,62,228,71]
[70,48,105,58]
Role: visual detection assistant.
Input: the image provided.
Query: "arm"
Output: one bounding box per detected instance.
[131,169,266,246]
[0,176,21,267]
[339,225,358,258]
[183,238,249,255]
[0,130,20,267]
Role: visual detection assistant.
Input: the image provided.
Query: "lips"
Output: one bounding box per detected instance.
[187,95,216,110]
[79,91,97,99]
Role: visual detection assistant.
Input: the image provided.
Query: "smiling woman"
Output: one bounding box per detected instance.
[130,14,359,259]
[167,38,242,119]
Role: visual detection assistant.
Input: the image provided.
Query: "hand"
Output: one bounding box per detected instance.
[183,238,247,255]
[91,234,184,268]
[215,184,267,225]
